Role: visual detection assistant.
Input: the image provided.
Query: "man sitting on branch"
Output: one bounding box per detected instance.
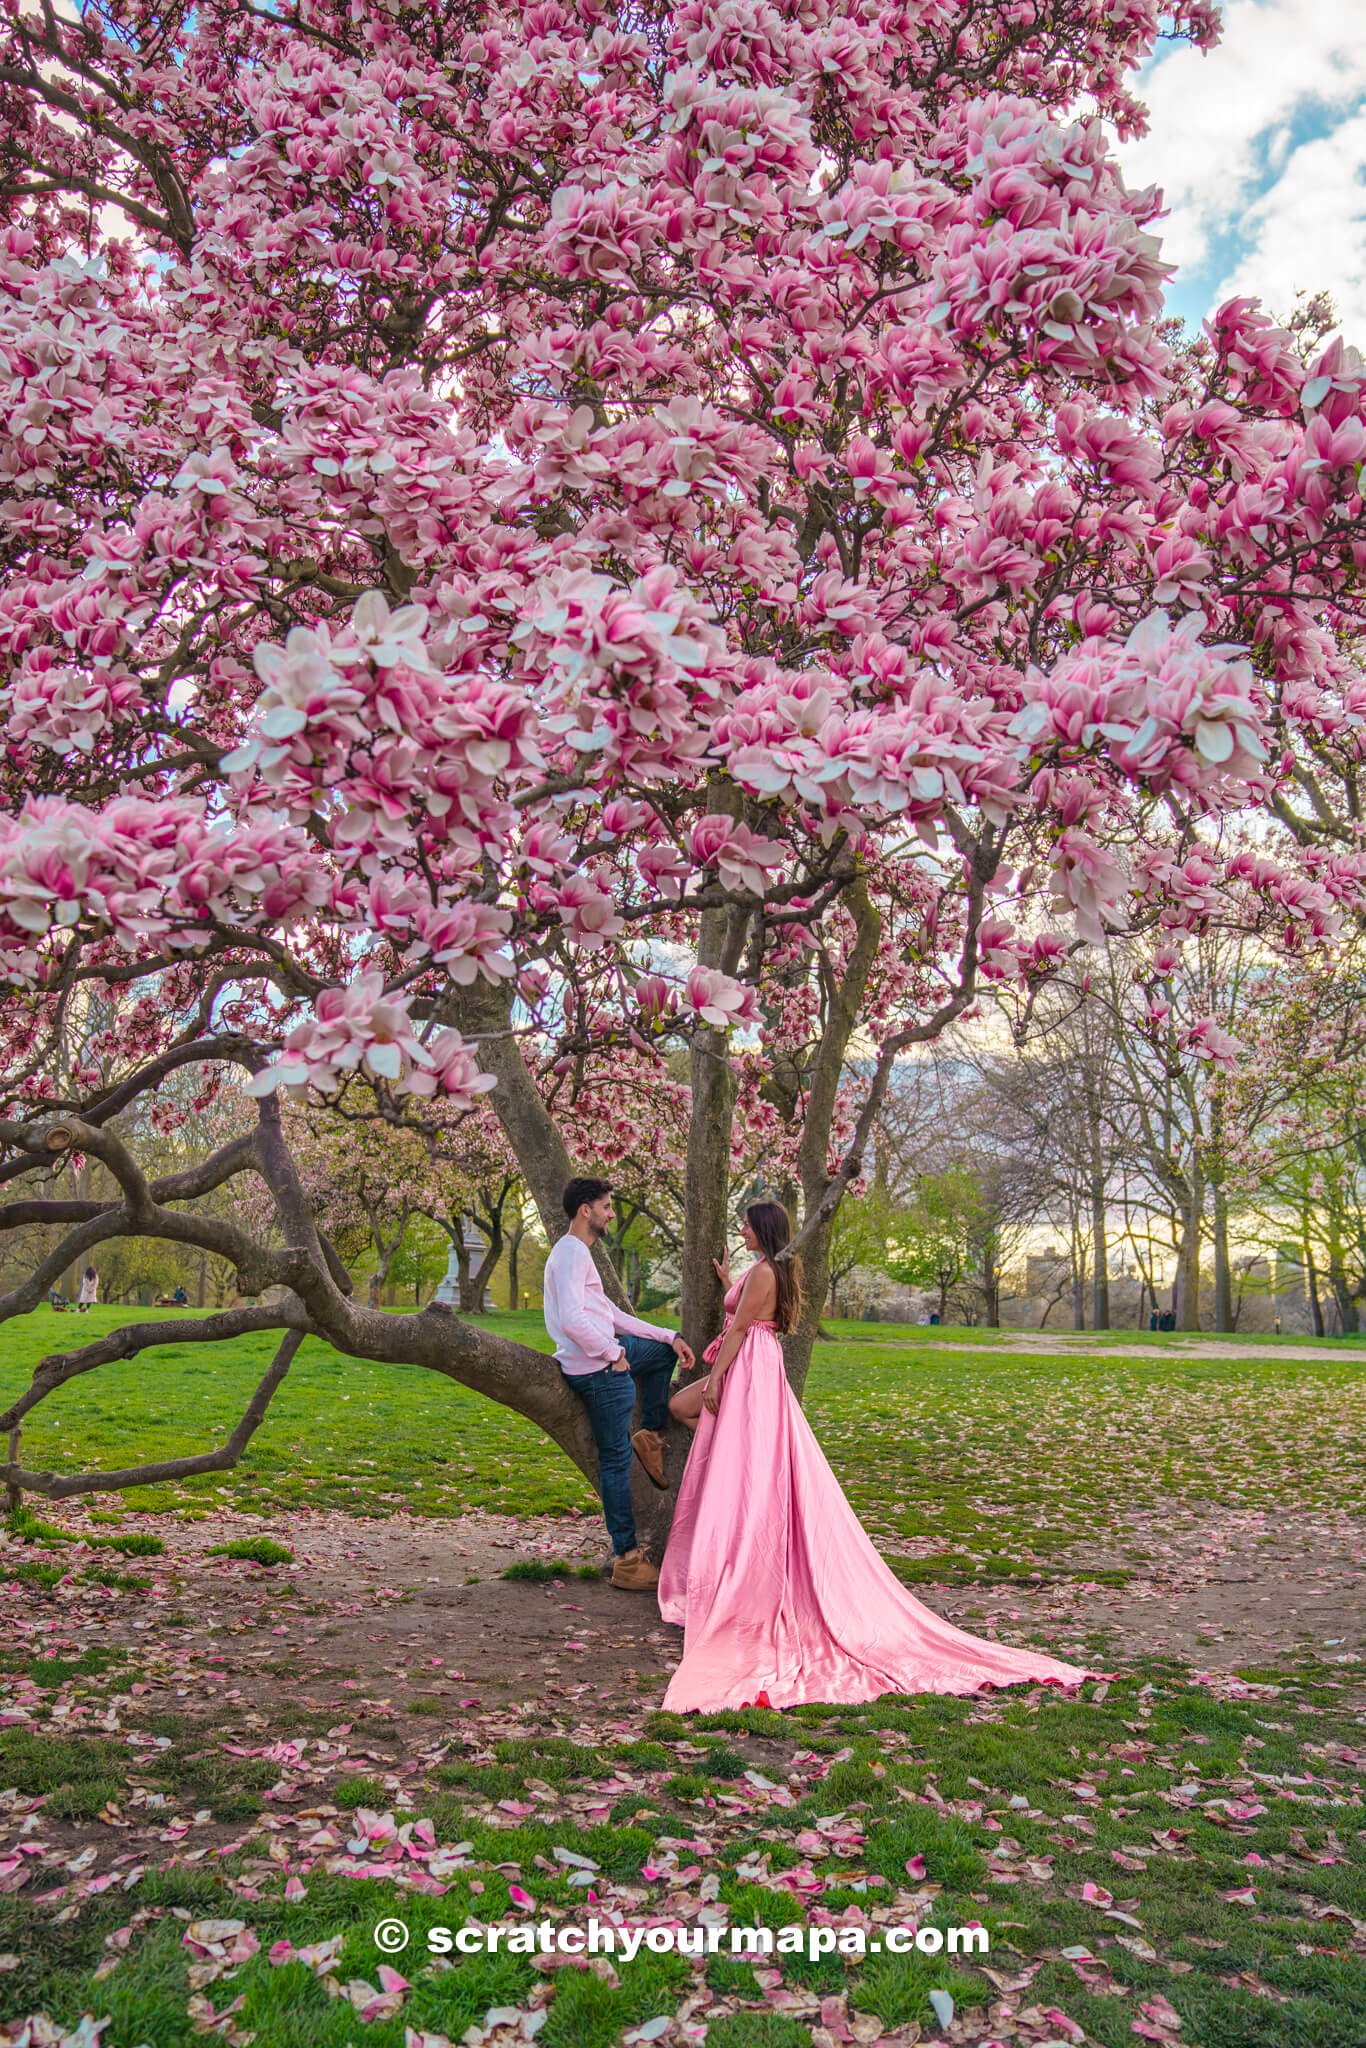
[542,1178,694,1591]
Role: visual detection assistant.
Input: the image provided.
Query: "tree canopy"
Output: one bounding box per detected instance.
[1,0,1364,1522]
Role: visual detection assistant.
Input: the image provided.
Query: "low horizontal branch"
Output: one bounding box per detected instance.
[0,1304,310,1435]
[2,1331,303,1501]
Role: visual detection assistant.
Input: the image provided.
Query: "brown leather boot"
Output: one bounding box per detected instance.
[610,1548,660,1591]
[631,1427,666,1488]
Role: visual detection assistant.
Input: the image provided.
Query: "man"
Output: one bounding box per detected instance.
[543,1176,695,1591]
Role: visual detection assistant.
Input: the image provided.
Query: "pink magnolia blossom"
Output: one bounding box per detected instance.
[685,968,760,1031]
[1016,612,1270,794]
[247,974,493,1105]
[689,817,785,894]
[1052,830,1130,947]
[1181,1017,1246,1069]
[0,0,1358,1150]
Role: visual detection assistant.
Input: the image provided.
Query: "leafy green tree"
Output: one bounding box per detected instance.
[93,1237,187,1308]
[388,1215,452,1309]
[825,1184,901,1316]
[887,1170,988,1322]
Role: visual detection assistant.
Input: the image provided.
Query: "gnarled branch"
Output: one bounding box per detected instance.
[2,1331,303,1501]
[0,1303,310,1435]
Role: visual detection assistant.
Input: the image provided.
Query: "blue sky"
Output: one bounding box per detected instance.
[1115,0,1366,339]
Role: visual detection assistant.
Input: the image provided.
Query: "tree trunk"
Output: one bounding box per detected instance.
[507,1228,521,1312]
[1127,1226,1160,1331]
[446,978,629,1309]
[982,1233,1000,1328]
[1208,1089,1232,1334]
[680,809,750,1359]
[1174,1177,1203,1331]
[1085,1070,1110,1330]
[1212,1181,1233,1333]
[1305,1247,1325,1336]
[460,1223,502,1315]
[784,876,882,1398]
[681,1013,738,1358]
[784,1213,836,1391]
[1332,1285,1359,1336]
[1089,1180,1109,1330]
[1327,1204,1359,1335]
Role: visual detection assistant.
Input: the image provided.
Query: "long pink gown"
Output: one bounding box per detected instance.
[658,1273,1105,1712]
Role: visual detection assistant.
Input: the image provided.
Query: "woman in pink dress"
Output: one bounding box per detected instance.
[657,1201,1104,1713]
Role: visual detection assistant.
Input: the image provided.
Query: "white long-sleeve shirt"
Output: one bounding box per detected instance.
[542,1234,675,1376]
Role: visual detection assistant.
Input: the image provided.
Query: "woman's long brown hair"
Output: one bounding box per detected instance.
[746,1200,802,1335]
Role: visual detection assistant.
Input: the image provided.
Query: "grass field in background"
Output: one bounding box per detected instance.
[2,1306,1363,1580]
[822,1316,1366,1348]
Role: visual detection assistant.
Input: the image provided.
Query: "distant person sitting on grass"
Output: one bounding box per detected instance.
[542,1177,694,1592]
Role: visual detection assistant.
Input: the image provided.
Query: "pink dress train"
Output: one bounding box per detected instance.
[658,1275,1105,1713]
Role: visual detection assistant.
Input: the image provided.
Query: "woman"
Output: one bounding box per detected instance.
[77,1265,98,1313]
[657,1201,1104,1712]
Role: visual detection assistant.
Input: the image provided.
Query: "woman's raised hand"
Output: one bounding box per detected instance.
[712,1249,731,1288]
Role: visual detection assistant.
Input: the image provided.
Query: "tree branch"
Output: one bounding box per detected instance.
[2,1331,303,1501]
[0,1038,263,1192]
[0,1305,310,1435]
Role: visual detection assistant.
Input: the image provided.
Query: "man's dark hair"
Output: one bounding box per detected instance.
[563,1176,612,1220]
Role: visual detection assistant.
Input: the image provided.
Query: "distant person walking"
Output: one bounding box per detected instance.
[77,1265,98,1312]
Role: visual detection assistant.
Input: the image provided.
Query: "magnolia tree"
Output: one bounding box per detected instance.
[2,0,1365,1539]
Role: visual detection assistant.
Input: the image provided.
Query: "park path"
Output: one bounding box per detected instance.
[850,1333,1364,1363]
[8,1498,1358,1729]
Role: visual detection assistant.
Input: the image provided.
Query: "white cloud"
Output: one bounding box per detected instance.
[1215,108,1366,335]
[1117,0,1366,276]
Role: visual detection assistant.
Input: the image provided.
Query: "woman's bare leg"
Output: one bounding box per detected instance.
[669,1375,709,1432]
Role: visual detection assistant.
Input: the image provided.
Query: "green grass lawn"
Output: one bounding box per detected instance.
[3,1668,1363,2048]
[3,1307,1364,2046]
[2,1306,1363,1582]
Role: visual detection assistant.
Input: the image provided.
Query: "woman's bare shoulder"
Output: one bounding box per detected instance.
[739,1260,778,1307]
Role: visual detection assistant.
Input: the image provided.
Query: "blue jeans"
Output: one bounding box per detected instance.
[564,1334,676,1555]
